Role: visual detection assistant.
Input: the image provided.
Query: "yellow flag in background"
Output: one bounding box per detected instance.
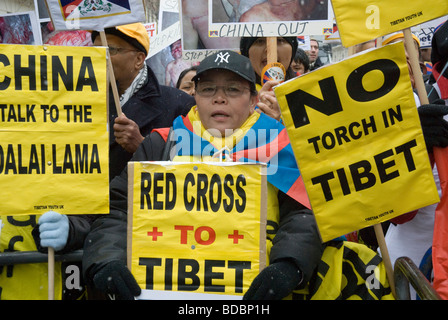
[331,0,448,47]
[275,42,439,242]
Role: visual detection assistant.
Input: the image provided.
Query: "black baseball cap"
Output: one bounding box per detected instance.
[192,50,256,86]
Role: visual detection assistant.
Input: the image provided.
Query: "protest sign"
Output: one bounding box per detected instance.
[331,0,448,47]
[127,161,267,299]
[0,44,109,216]
[45,0,146,31]
[274,42,439,242]
[147,0,179,58]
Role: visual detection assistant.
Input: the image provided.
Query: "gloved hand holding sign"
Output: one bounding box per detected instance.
[37,210,69,252]
[418,100,448,153]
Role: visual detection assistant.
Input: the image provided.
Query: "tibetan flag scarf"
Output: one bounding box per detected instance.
[172,107,310,208]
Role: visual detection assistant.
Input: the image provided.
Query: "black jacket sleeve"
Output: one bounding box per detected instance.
[269,191,324,287]
[83,132,167,281]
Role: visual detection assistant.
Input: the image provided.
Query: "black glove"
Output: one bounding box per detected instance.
[92,260,141,300]
[243,260,302,300]
[418,100,448,153]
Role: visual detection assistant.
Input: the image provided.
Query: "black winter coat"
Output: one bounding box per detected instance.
[108,65,195,179]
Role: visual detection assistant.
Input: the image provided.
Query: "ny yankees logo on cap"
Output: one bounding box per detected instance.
[215,52,230,64]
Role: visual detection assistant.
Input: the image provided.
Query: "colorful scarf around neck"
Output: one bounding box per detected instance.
[172,107,310,208]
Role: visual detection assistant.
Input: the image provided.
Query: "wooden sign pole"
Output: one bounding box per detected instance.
[267,37,277,64]
[99,31,122,116]
[48,247,55,300]
[403,28,429,105]
[374,224,396,297]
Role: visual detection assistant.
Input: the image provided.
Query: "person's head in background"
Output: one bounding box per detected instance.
[176,66,198,96]
[308,38,319,64]
[382,32,421,87]
[354,40,376,54]
[91,23,149,95]
[382,32,421,59]
[240,36,298,85]
[291,47,310,75]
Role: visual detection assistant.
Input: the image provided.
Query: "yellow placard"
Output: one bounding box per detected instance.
[331,0,448,47]
[274,42,439,242]
[127,161,267,299]
[0,44,109,215]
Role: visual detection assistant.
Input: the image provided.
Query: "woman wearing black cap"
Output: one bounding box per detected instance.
[240,36,298,121]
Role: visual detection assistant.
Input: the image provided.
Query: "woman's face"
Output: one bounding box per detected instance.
[247,37,293,77]
[195,69,256,136]
[291,60,305,74]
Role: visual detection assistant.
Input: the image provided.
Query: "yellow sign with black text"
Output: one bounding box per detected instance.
[275,42,439,242]
[127,162,267,299]
[0,44,109,215]
[331,0,448,47]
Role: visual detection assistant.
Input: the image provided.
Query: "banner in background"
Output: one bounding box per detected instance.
[412,15,448,48]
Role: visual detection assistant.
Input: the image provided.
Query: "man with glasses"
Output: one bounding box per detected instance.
[83,50,323,300]
[91,23,196,180]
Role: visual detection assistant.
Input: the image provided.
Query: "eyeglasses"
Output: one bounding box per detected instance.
[108,46,139,56]
[196,83,251,97]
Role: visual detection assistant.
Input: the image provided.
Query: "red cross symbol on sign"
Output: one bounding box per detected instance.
[228,230,244,244]
[147,227,163,241]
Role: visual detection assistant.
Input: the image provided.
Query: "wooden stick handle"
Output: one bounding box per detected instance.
[99,31,122,116]
[48,247,55,300]
[267,37,277,64]
[403,28,429,105]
